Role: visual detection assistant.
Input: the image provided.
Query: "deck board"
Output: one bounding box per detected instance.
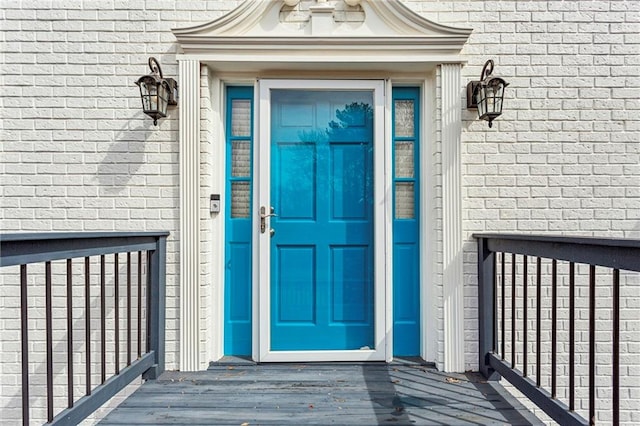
[99,363,542,425]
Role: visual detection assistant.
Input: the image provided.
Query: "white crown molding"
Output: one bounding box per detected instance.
[173,0,270,38]
[172,0,471,69]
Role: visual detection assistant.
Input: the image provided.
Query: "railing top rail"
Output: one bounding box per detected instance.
[473,233,640,272]
[0,231,170,242]
[0,232,170,267]
[473,233,640,248]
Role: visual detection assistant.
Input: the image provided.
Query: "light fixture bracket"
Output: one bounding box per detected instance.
[466,80,481,109]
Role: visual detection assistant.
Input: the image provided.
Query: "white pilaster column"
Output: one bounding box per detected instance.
[179,59,201,371]
[440,63,464,373]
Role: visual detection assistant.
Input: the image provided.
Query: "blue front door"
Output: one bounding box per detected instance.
[269,90,375,351]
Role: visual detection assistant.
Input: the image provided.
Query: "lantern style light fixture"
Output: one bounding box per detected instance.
[466,60,509,128]
[135,57,178,126]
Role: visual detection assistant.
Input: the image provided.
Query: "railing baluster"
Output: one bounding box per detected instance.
[138,251,142,359]
[523,255,527,377]
[67,259,74,408]
[493,252,497,353]
[21,264,29,426]
[146,251,151,354]
[101,254,106,384]
[551,259,557,399]
[127,252,132,366]
[46,261,53,422]
[501,252,505,360]
[536,257,541,387]
[115,253,120,375]
[569,262,575,411]
[85,256,91,396]
[589,265,596,425]
[511,253,516,369]
[613,268,619,426]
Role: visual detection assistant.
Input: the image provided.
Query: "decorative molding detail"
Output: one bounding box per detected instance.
[172,0,472,71]
[440,63,464,373]
[309,1,336,36]
[279,0,366,30]
[179,59,202,372]
[174,0,471,38]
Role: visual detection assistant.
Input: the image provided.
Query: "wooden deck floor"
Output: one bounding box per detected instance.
[99,361,542,425]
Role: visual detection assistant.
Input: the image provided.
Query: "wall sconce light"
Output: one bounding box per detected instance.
[135,57,178,126]
[466,60,509,128]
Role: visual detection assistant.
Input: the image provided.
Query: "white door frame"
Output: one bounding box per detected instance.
[175,0,470,372]
[254,79,390,362]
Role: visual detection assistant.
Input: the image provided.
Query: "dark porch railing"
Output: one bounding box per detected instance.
[475,233,640,426]
[0,232,168,426]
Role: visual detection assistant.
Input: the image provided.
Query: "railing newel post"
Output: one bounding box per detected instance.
[478,237,497,379]
[144,235,166,380]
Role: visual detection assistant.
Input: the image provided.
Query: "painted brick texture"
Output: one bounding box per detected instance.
[1,0,639,424]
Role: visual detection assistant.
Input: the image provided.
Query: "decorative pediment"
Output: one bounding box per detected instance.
[173,0,472,72]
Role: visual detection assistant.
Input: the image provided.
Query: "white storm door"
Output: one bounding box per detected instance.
[255,80,387,362]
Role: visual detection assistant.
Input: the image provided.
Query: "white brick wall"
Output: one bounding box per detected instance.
[404,1,640,423]
[1,0,639,424]
[0,1,242,423]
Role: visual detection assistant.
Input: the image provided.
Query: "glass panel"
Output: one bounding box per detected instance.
[395,182,415,219]
[271,89,374,222]
[269,89,375,351]
[231,141,251,177]
[487,85,496,113]
[140,82,150,111]
[395,141,414,178]
[394,100,414,138]
[231,181,250,218]
[231,99,251,137]
[158,83,169,115]
[148,85,158,110]
[477,89,486,116]
[142,95,150,111]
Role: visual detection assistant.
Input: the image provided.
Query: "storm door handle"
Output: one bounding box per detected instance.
[260,206,277,233]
